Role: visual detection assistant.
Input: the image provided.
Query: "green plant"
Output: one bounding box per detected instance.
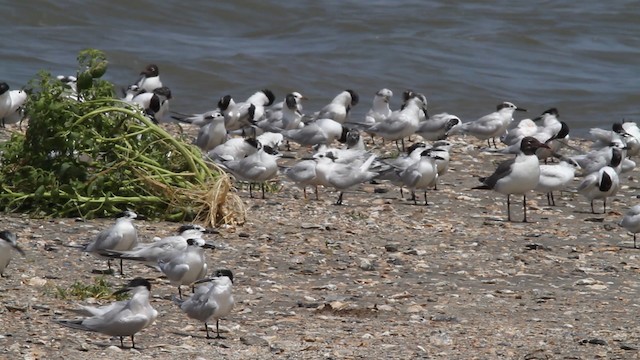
[55,276,129,301]
[0,49,244,226]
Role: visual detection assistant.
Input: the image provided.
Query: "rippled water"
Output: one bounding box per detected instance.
[3,1,639,135]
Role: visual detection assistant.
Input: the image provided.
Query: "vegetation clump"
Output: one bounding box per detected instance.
[0,49,243,226]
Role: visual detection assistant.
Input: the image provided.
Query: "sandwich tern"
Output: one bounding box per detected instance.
[535,158,580,206]
[448,102,526,148]
[415,113,461,142]
[173,269,235,339]
[55,277,157,349]
[0,230,25,277]
[83,210,138,274]
[620,204,640,248]
[159,238,213,299]
[312,89,359,124]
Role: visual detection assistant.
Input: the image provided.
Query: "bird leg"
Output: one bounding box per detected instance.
[178,286,183,300]
[303,187,307,200]
[634,233,637,249]
[215,319,225,339]
[522,194,528,223]
[603,198,607,214]
[119,259,124,276]
[131,335,136,349]
[590,200,595,214]
[335,192,344,205]
[506,194,512,221]
[119,336,124,348]
[423,191,429,206]
[249,183,254,198]
[261,183,266,199]
[205,322,211,339]
[314,186,319,200]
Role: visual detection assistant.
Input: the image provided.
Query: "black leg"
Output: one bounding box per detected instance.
[423,191,428,206]
[107,259,112,272]
[131,335,135,349]
[634,233,637,249]
[412,191,417,205]
[522,194,528,223]
[590,200,595,214]
[215,319,225,339]
[336,192,344,205]
[178,286,183,300]
[314,186,319,200]
[249,183,254,198]
[550,191,555,206]
[603,198,607,214]
[205,322,211,339]
[119,259,124,275]
[507,194,511,221]
[120,336,124,348]
[400,187,404,198]
[487,139,492,148]
[261,183,266,199]
[492,137,497,148]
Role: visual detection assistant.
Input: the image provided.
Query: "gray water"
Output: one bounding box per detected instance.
[3,0,639,136]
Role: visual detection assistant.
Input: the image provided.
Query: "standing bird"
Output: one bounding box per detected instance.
[0,230,25,277]
[448,102,526,148]
[283,159,321,200]
[535,158,580,206]
[54,278,157,349]
[397,149,442,205]
[473,137,550,222]
[314,152,379,205]
[173,269,235,339]
[83,210,138,274]
[159,238,213,299]
[415,113,461,142]
[577,165,620,214]
[0,85,27,127]
[194,112,227,152]
[620,204,640,248]
[217,144,282,199]
[365,94,425,151]
[364,88,393,142]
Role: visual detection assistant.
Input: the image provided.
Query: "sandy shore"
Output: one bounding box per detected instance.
[1,135,639,359]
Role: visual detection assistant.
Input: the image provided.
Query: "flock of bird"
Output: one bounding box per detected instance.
[2,62,640,348]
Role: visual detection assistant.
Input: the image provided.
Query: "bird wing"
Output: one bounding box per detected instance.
[482,158,516,189]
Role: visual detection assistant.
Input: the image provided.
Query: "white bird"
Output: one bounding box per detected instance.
[577,166,619,214]
[0,83,11,119]
[0,87,27,126]
[99,224,212,268]
[121,84,140,102]
[397,149,442,205]
[83,210,138,274]
[256,132,284,150]
[501,119,538,146]
[131,86,172,123]
[194,112,227,152]
[377,142,428,195]
[620,204,640,248]
[282,118,347,147]
[448,102,526,148]
[314,152,379,205]
[535,158,580,206]
[159,238,212,299]
[572,138,626,175]
[133,64,162,95]
[173,269,235,339]
[532,107,561,137]
[429,140,453,189]
[283,159,321,200]
[259,92,306,132]
[207,137,261,162]
[218,144,282,198]
[366,94,425,150]
[312,89,359,124]
[416,113,461,142]
[621,121,640,157]
[55,277,157,349]
[364,89,393,143]
[219,90,275,132]
[473,137,550,222]
[0,230,25,277]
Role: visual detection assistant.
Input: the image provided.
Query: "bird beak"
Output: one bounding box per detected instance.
[434,156,446,161]
[13,244,25,256]
[112,287,132,296]
[193,277,215,285]
[201,242,217,250]
[516,107,527,112]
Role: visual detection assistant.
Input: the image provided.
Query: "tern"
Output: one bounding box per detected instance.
[55,277,157,349]
[0,230,25,277]
[173,269,235,339]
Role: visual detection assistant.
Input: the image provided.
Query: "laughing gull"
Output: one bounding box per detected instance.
[620,204,640,248]
[133,64,162,95]
[173,269,235,339]
[55,278,157,349]
[577,165,620,214]
[0,230,25,277]
[473,136,550,222]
